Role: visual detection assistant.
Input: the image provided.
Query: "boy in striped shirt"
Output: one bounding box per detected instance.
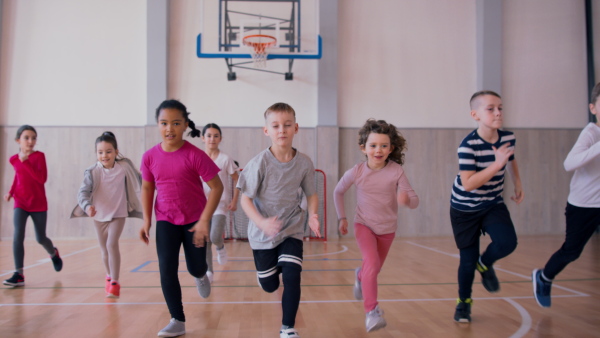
[450,90,524,323]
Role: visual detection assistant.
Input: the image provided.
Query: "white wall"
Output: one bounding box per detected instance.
[0,0,147,126]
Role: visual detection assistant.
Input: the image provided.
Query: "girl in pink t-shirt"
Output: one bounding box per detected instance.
[3,125,62,287]
[334,119,419,333]
[139,99,223,337]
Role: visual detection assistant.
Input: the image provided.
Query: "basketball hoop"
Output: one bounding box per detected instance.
[242,34,277,68]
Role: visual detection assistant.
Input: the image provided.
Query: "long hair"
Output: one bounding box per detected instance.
[358,119,407,165]
[155,99,201,138]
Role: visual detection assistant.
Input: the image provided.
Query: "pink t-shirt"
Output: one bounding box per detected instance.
[140,141,220,225]
[334,161,417,235]
[9,151,48,212]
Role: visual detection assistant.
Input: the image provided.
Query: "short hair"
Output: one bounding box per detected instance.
[590,82,600,105]
[15,125,37,140]
[264,102,296,121]
[358,119,407,165]
[470,90,501,109]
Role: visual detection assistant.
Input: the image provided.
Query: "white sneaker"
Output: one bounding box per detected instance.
[195,274,211,299]
[216,246,228,265]
[353,267,363,300]
[365,305,387,332]
[280,327,300,338]
[158,318,185,337]
[206,270,214,283]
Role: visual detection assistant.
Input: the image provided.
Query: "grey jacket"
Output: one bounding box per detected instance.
[70,158,143,219]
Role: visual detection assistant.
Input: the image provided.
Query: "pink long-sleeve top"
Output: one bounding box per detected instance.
[8,151,48,212]
[334,161,418,235]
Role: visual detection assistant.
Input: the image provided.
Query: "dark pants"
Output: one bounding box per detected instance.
[450,203,518,299]
[156,221,208,322]
[543,203,600,280]
[13,208,55,271]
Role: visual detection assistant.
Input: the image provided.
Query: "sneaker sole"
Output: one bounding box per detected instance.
[157,330,186,337]
[454,317,471,323]
[532,269,550,308]
[3,282,25,287]
[106,293,119,299]
[366,320,387,332]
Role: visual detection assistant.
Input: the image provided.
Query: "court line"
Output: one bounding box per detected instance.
[504,297,532,338]
[221,245,349,260]
[0,245,99,277]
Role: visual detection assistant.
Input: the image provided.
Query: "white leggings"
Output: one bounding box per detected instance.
[94,218,125,281]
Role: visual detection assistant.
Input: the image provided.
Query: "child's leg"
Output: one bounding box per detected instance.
[254,248,281,293]
[12,208,29,273]
[450,207,485,300]
[105,218,125,281]
[210,214,226,249]
[156,221,185,322]
[181,223,208,278]
[354,223,395,313]
[458,244,480,300]
[29,211,55,255]
[205,241,213,272]
[278,238,303,328]
[543,204,600,280]
[93,220,111,276]
[480,204,517,267]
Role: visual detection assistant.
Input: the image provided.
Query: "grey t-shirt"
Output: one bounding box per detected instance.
[237,147,316,249]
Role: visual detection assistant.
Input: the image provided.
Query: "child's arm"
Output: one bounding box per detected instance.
[77,169,96,217]
[226,171,240,211]
[4,172,16,202]
[564,131,600,171]
[139,179,155,245]
[507,158,524,204]
[397,172,419,209]
[190,175,224,248]
[460,143,513,191]
[13,152,48,185]
[306,193,321,238]
[333,172,353,236]
[240,194,282,237]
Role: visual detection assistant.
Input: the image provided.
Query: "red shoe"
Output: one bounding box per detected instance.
[107,281,120,298]
[105,276,111,294]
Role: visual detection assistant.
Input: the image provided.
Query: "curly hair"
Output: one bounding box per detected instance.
[358,119,406,165]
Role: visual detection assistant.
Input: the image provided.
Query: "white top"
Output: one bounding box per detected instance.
[94,162,128,221]
[564,123,600,207]
[203,152,238,215]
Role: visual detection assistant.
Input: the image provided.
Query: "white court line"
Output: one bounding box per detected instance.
[0,245,99,277]
[504,298,532,338]
[218,245,349,260]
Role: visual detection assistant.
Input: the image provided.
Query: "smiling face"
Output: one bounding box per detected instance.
[361,132,393,170]
[263,111,298,149]
[96,141,118,169]
[16,130,37,155]
[471,94,503,131]
[158,108,188,151]
[202,127,222,151]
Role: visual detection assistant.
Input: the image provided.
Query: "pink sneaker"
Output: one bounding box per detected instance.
[105,276,111,294]
[107,281,120,298]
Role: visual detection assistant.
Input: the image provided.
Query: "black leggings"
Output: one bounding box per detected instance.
[260,265,302,327]
[156,221,208,322]
[13,208,55,271]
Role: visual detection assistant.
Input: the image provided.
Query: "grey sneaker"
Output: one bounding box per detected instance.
[157,318,185,337]
[195,274,211,298]
[353,267,363,300]
[365,305,387,332]
[216,246,228,265]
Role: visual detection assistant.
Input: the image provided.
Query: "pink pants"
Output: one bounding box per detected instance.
[355,223,395,313]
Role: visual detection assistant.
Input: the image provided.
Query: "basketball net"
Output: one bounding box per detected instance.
[242,34,277,68]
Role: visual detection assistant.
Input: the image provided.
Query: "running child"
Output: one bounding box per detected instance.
[450,90,524,323]
[201,123,240,283]
[532,83,600,308]
[3,125,63,287]
[139,99,223,337]
[70,131,142,298]
[237,102,321,338]
[334,119,419,333]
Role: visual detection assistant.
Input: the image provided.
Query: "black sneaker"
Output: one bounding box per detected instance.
[454,298,472,323]
[3,272,25,287]
[476,262,499,292]
[51,248,63,272]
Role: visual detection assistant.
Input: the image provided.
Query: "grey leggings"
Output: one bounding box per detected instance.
[13,208,55,272]
[206,214,226,272]
[94,218,126,281]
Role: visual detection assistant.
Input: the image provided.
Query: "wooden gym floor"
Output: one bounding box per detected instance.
[1,234,598,338]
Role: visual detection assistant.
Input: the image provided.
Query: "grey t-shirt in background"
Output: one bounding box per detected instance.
[237,147,316,249]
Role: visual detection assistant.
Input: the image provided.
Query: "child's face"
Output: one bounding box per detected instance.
[263,111,298,148]
[202,128,222,150]
[471,95,503,131]
[158,108,188,147]
[590,98,599,126]
[361,132,393,170]
[96,141,118,169]
[16,130,37,154]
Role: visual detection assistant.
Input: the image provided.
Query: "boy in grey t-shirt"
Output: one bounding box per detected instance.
[237,102,321,338]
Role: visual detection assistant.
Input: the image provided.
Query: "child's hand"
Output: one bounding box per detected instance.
[86,205,96,217]
[18,151,29,162]
[189,219,210,248]
[308,214,321,238]
[4,193,12,202]
[492,143,514,167]
[338,218,348,236]
[226,200,238,212]
[511,185,524,204]
[259,217,282,238]
[139,222,151,245]
[397,191,411,207]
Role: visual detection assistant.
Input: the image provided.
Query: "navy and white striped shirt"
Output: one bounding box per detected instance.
[450,129,515,211]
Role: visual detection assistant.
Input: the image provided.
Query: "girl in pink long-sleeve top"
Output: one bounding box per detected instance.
[334,119,419,333]
[3,125,62,287]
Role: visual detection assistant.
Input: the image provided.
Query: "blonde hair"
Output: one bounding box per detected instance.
[264,102,296,121]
